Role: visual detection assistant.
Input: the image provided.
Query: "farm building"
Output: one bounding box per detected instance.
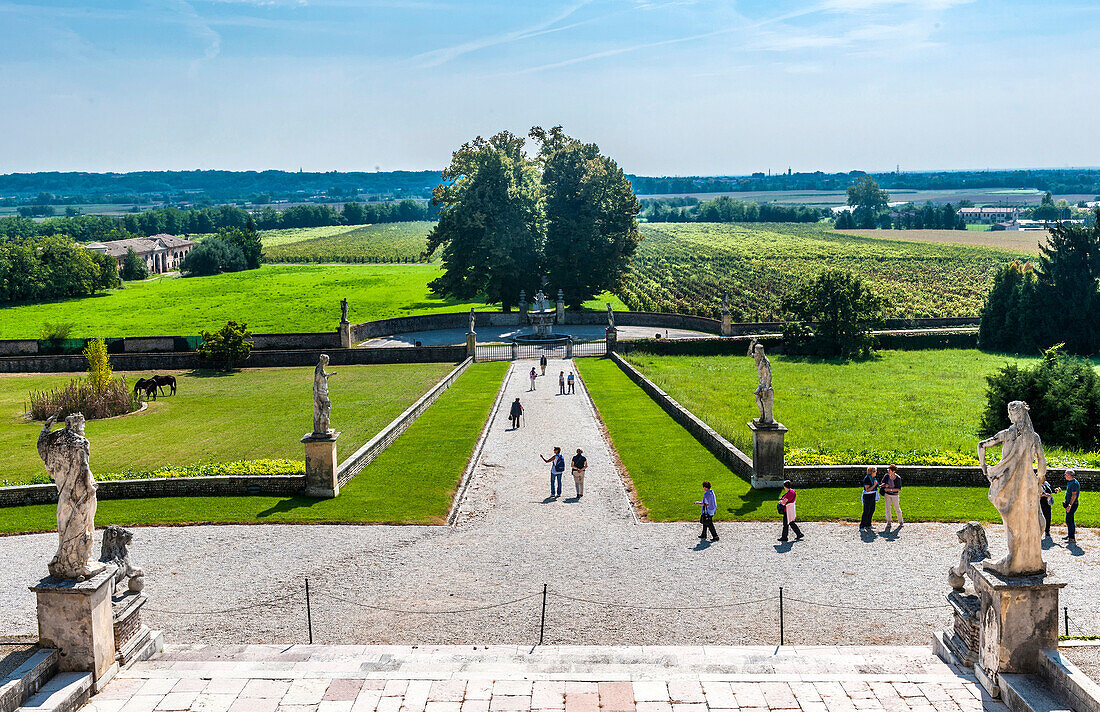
[85,234,195,274]
[958,206,1021,224]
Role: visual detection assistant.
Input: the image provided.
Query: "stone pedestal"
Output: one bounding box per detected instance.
[339,321,352,348]
[969,563,1065,697]
[112,591,161,666]
[939,591,981,668]
[721,313,732,336]
[466,332,476,359]
[31,567,118,690]
[566,339,574,359]
[556,300,565,324]
[748,421,787,488]
[302,432,340,498]
[605,327,617,355]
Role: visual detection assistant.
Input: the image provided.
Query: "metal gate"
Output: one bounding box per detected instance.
[474,339,608,362]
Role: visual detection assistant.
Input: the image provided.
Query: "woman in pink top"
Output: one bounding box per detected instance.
[779,480,804,542]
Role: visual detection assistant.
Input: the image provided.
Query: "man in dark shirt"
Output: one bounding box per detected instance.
[859,466,878,532]
[1064,469,1081,543]
[541,447,565,498]
[509,398,523,429]
[571,449,588,498]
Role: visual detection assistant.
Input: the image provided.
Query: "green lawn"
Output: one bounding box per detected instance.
[262,222,433,263]
[577,357,1099,526]
[0,362,507,532]
[0,363,454,486]
[623,350,1100,468]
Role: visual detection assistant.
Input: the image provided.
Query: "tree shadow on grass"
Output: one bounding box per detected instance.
[185,369,240,378]
[256,496,323,518]
[729,487,778,517]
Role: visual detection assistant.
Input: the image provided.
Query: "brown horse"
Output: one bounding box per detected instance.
[133,378,158,401]
[151,375,177,396]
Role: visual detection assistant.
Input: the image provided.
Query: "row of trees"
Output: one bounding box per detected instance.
[641,196,826,223]
[426,127,640,309]
[0,235,119,304]
[180,225,263,277]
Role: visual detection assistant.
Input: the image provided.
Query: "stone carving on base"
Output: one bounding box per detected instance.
[468,307,476,334]
[721,292,730,315]
[312,354,337,438]
[606,303,615,328]
[748,339,775,426]
[977,400,1047,576]
[37,413,105,581]
[100,525,145,594]
[340,297,349,323]
[949,521,990,591]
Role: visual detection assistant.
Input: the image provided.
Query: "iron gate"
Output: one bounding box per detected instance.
[474,339,608,362]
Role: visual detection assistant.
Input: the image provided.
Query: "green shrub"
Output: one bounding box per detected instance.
[39,321,73,349]
[197,320,253,370]
[4,459,305,487]
[119,247,149,281]
[83,337,112,393]
[181,237,247,276]
[781,267,884,359]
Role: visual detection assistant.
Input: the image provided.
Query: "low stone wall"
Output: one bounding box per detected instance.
[251,331,341,350]
[0,474,307,508]
[122,336,178,353]
[0,339,39,356]
[609,353,754,479]
[1039,650,1100,712]
[783,464,1098,488]
[336,357,474,486]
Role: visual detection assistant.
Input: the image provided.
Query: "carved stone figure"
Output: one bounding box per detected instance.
[949,522,991,590]
[313,354,337,437]
[468,308,476,334]
[606,303,615,328]
[748,339,774,425]
[721,292,730,315]
[37,413,105,580]
[978,400,1047,576]
[100,525,145,593]
[340,298,349,323]
[534,290,549,312]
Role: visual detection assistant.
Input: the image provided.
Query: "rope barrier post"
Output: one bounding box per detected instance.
[779,587,784,646]
[305,578,313,645]
[1065,606,1069,637]
[539,584,548,646]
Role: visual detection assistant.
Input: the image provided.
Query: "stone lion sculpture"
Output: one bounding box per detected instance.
[99,524,145,593]
[948,521,990,591]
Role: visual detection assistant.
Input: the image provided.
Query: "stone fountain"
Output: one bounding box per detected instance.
[513,289,570,345]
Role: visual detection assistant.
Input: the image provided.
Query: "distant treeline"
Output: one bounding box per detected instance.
[0,199,436,243]
[836,202,965,230]
[641,196,827,223]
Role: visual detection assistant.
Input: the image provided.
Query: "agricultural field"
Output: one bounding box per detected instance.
[620,223,1025,319]
[621,350,1100,469]
[837,228,1048,255]
[0,363,454,486]
[262,221,434,263]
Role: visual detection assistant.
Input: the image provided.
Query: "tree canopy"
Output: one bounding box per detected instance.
[846,176,890,229]
[781,267,884,359]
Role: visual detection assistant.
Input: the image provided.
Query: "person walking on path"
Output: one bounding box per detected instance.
[540,355,547,376]
[529,367,537,391]
[567,372,575,394]
[778,480,803,542]
[1064,469,1080,543]
[881,464,903,528]
[559,371,566,395]
[571,448,587,498]
[695,481,719,542]
[541,447,566,498]
[1040,479,1059,538]
[859,466,878,531]
[509,398,524,430]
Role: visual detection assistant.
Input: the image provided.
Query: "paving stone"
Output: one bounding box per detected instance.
[564,691,599,712]
[732,685,768,708]
[384,681,411,697]
[278,706,319,712]
[667,682,705,704]
[120,698,165,712]
[228,697,278,712]
[462,700,491,712]
[531,681,565,709]
[495,681,534,697]
[139,679,178,696]
[430,680,468,702]
[376,696,404,712]
[190,693,237,712]
[241,679,292,699]
[633,682,670,703]
[425,702,463,712]
[327,680,367,702]
[466,682,495,700]
[635,703,673,712]
[205,679,249,696]
[598,681,635,711]
[171,679,211,694]
[86,701,127,712]
[319,702,355,712]
[760,683,799,709]
[353,689,384,712]
[670,704,707,712]
[565,683,598,695]
[157,691,200,710]
[490,695,534,711]
[285,679,332,705]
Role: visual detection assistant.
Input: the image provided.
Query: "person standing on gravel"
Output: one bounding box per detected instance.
[509,398,524,429]
[529,367,537,391]
[567,372,575,394]
[1064,469,1080,544]
[540,355,547,376]
[559,370,567,395]
[881,464,903,529]
[695,481,719,542]
[541,447,566,498]
[859,466,878,532]
[1040,479,1059,538]
[778,480,803,542]
[571,448,587,498]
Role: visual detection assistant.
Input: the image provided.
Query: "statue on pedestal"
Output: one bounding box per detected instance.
[978,400,1047,576]
[721,292,730,316]
[37,413,105,580]
[606,303,615,329]
[748,339,774,425]
[312,354,337,438]
[468,307,476,334]
[948,522,990,590]
[340,298,349,324]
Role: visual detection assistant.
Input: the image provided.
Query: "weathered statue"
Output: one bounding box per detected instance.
[606,303,615,328]
[312,354,337,437]
[534,290,549,312]
[340,298,349,323]
[978,400,1047,576]
[37,413,105,580]
[949,522,991,590]
[721,292,730,315]
[748,339,774,425]
[100,525,145,594]
[468,307,476,334]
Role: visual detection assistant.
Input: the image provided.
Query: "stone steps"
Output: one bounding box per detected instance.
[14,673,91,712]
[0,649,57,712]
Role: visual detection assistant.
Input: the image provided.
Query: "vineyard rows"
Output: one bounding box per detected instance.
[619,223,1024,319]
[262,221,434,264]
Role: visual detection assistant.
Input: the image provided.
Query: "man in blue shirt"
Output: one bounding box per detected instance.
[541,447,565,498]
[1064,469,1081,543]
[694,481,719,542]
[859,466,879,532]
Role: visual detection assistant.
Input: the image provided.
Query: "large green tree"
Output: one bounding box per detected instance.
[425,132,544,310]
[846,176,890,229]
[781,267,884,359]
[1036,208,1100,354]
[530,126,640,308]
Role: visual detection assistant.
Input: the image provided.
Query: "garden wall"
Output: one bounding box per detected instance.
[616,329,977,356]
[0,474,307,508]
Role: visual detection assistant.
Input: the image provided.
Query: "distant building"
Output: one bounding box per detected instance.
[959,207,1021,224]
[85,234,195,274]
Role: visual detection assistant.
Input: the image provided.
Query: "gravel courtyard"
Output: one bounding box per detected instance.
[1,359,1096,647]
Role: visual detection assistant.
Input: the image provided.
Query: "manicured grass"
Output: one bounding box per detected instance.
[623,350,1100,468]
[577,357,1099,526]
[0,364,454,485]
[0,362,507,532]
[263,222,433,263]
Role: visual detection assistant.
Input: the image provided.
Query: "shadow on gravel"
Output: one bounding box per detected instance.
[859,528,878,543]
[692,539,713,551]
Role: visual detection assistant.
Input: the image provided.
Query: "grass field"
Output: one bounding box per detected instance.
[258,224,363,247]
[262,222,435,263]
[623,223,1025,319]
[0,363,454,486]
[622,350,1100,469]
[837,228,1047,254]
[0,362,507,533]
[577,358,1098,525]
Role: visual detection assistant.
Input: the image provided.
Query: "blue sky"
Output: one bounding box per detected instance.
[1,0,1097,175]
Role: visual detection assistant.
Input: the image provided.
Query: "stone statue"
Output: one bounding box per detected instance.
[721,292,730,315]
[534,290,549,312]
[606,303,615,328]
[37,413,105,580]
[748,339,774,425]
[312,354,337,437]
[100,525,145,594]
[557,288,564,302]
[468,307,476,334]
[948,522,990,590]
[978,400,1047,576]
[340,298,349,323]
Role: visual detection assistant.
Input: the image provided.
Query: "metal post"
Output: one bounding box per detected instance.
[538,584,548,646]
[305,578,314,644]
[1065,606,1069,637]
[779,587,784,646]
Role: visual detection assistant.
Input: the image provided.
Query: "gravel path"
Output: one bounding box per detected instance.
[2,359,1098,648]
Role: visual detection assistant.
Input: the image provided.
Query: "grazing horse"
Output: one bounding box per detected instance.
[152,375,177,396]
[133,378,158,401]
